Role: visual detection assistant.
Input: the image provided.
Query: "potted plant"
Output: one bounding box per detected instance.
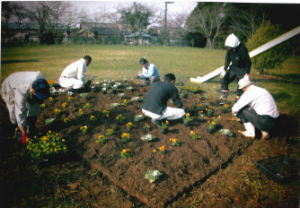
[77,109,84,117]
[102,110,109,118]
[190,131,201,140]
[80,126,88,134]
[126,122,133,130]
[198,113,207,122]
[207,107,214,118]
[134,114,145,122]
[116,114,125,123]
[131,97,141,102]
[170,138,180,146]
[207,121,216,133]
[144,170,163,183]
[199,94,205,100]
[143,123,150,131]
[140,134,154,141]
[161,120,169,134]
[101,87,107,94]
[122,99,128,106]
[106,129,114,136]
[198,103,205,111]
[118,93,126,98]
[126,86,134,93]
[40,103,45,109]
[80,93,89,98]
[183,113,193,127]
[180,90,187,98]
[96,135,106,145]
[110,103,120,108]
[216,97,222,104]
[222,104,230,113]
[121,132,130,142]
[112,84,118,93]
[187,105,195,115]
[89,115,97,122]
[120,149,130,159]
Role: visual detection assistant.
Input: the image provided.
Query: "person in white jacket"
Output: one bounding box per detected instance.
[232,78,279,140]
[1,71,51,144]
[59,56,92,90]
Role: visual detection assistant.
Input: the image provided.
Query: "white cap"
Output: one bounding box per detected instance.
[225,33,240,48]
[238,78,253,89]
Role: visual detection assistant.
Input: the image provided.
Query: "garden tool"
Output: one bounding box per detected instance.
[238,122,255,139]
[14,127,22,140]
[26,116,42,137]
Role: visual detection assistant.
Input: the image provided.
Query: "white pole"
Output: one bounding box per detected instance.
[190,26,300,83]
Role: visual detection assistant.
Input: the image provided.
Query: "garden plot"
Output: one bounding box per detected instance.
[36,81,253,207]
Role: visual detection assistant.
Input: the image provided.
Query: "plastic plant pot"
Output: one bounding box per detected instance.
[207,112,214,118]
[161,128,168,134]
[207,127,215,133]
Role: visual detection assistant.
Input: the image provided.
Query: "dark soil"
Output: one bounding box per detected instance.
[0,81,299,208]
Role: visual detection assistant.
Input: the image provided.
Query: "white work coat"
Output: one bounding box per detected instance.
[1,71,46,126]
[59,59,87,89]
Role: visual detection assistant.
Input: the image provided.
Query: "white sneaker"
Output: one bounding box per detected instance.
[238,130,255,139]
[238,122,255,139]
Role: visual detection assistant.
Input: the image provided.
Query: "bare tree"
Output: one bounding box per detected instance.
[230,4,267,39]
[11,3,27,30]
[24,1,76,43]
[187,2,228,49]
[116,2,163,44]
[168,11,189,46]
[2,2,14,25]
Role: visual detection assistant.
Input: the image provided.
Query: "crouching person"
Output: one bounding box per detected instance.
[1,71,51,144]
[58,55,92,91]
[138,58,160,86]
[232,78,279,139]
[142,73,185,128]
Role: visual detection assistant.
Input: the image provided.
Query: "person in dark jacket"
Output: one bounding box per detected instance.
[220,33,252,101]
[142,73,185,127]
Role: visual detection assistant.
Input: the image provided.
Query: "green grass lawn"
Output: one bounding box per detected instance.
[1,45,300,116]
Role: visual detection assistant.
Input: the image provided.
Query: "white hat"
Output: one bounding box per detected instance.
[225,33,240,48]
[238,78,253,89]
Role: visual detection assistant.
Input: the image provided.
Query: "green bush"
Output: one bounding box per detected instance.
[246,21,293,73]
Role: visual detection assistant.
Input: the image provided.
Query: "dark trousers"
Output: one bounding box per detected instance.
[220,66,247,97]
[238,107,277,131]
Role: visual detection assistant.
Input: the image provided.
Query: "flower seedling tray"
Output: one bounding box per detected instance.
[255,155,300,184]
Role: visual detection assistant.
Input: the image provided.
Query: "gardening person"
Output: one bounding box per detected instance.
[142,73,185,127]
[1,71,51,144]
[220,33,252,101]
[58,55,92,91]
[137,58,160,86]
[232,78,279,140]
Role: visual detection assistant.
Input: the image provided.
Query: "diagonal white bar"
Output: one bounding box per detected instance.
[190,26,300,83]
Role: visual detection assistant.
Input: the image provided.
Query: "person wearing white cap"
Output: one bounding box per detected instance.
[220,34,252,101]
[232,78,279,139]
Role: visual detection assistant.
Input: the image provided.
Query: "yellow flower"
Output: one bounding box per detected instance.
[153,149,156,153]
[124,99,127,102]
[49,97,53,101]
[90,115,95,119]
[103,110,107,113]
[190,131,196,135]
[79,109,83,112]
[95,140,99,143]
[186,113,190,117]
[107,114,109,117]
[169,138,172,141]
[212,122,216,125]
[64,118,70,123]
[62,139,65,142]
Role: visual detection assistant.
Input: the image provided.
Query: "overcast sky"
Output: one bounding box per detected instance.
[70,1,198,15]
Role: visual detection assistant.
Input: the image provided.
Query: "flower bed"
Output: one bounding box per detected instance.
[37,81,254,207]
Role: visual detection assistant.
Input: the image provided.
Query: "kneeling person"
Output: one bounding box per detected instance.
[142,73,185,127]
[138,58,160,86]
[232,78,279,139]
[59,55,92,91]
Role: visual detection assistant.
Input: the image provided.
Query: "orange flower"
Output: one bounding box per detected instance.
[198,103,203,107]
[166,120,169,125]
[208,105,212,108]
[190,131,196,135]
[145,123,149,126]
[188,105,191,108]
[204,117,207,119]
[159,146,165,151]
[200,111,203,113]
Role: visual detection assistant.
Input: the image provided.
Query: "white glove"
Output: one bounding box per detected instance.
[220,70,226,78]
[243,74,250,81]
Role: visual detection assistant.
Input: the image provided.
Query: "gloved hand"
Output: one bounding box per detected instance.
[220,70,226,78]
[243,74,250,81]
[21,134,28,144]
